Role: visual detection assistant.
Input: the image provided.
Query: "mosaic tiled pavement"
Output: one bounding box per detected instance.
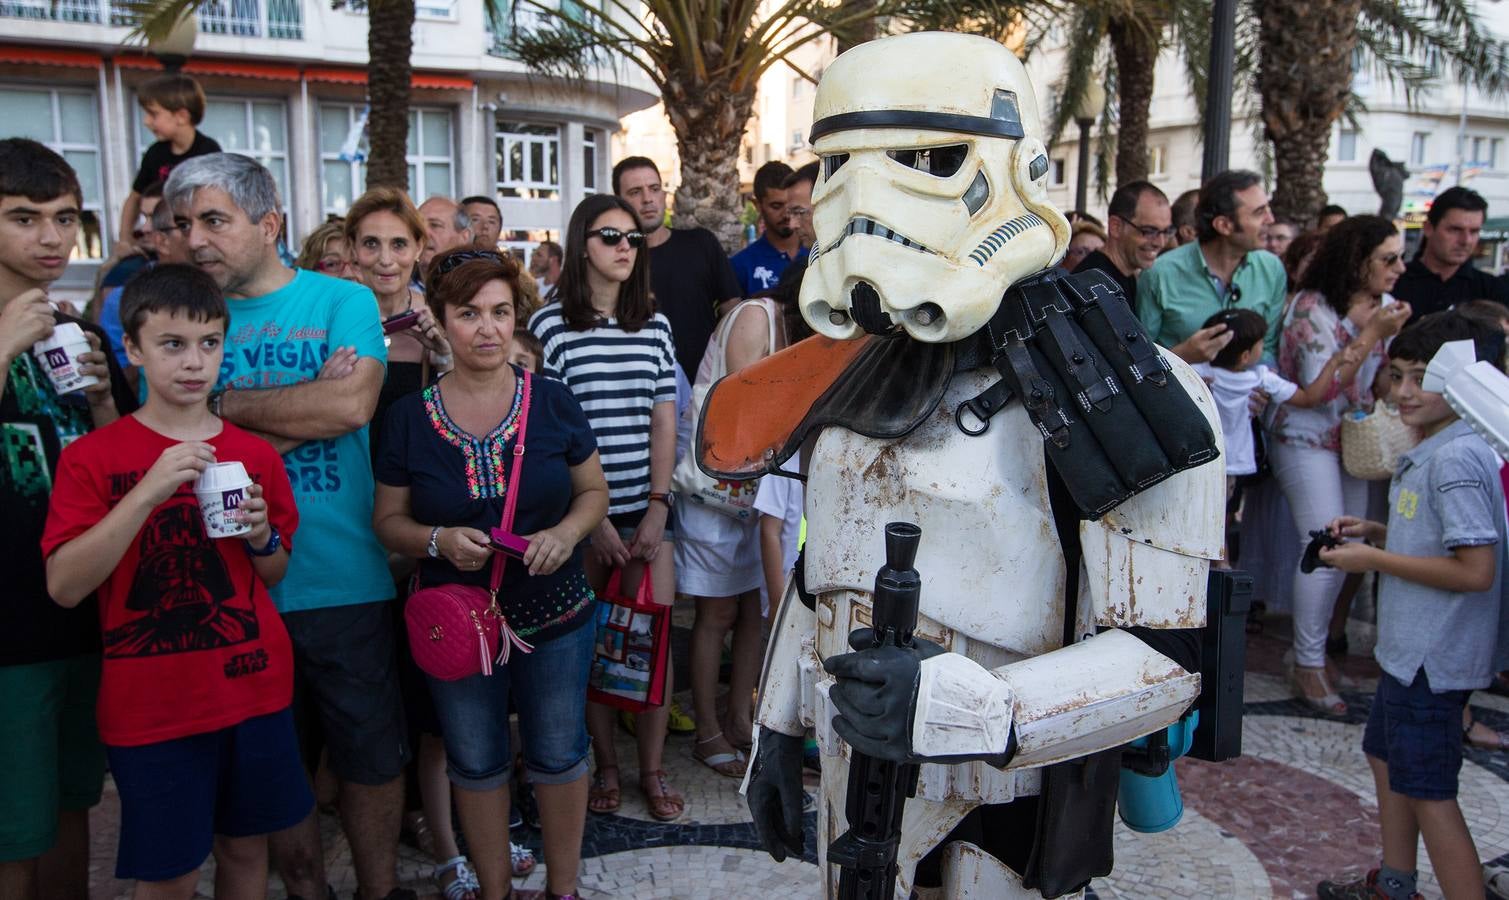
[86,608,1509,899]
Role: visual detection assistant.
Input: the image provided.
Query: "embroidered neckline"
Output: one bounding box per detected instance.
[422,372,525,500]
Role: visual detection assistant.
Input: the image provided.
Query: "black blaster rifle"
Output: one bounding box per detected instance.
[829,521,924,900]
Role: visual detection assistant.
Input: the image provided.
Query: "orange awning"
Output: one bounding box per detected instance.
[117,54,301,81]
[306,66,473,91]
[0,45,105,69]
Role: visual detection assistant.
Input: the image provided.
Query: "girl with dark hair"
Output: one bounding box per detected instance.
[528,194,685,822]
[375,248,609,900]
[1269,215,1414,715]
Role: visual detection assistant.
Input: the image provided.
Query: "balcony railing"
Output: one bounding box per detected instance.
[0,0,103,23]
[487,6,560,58]
[0,0,302,38]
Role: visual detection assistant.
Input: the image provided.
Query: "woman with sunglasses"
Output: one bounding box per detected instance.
[375,248,608,900]
[1268,214,1411,716]
[528,194,686,822]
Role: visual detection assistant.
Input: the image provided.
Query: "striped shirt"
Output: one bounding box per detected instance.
[530,303,678,515]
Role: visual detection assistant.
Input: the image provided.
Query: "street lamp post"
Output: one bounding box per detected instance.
[148,13,198,72]
[1074,81,1106,214]
[1202,0,1237,180]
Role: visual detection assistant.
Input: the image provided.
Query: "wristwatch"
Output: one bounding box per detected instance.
[648,492,674,509]
[245,526,281,557]
[426,526,442,559]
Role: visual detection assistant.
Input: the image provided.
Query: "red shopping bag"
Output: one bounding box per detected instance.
[586,567,671,712]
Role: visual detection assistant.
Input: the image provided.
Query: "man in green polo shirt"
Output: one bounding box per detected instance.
[1136,170,1288,363]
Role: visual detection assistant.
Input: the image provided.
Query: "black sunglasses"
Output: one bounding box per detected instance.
[587,227,645,248]
[434,249,506,278]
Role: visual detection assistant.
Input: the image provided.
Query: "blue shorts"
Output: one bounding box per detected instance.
[106,708,313,882]
[1362,668,1470,801]
[425,617,595,791]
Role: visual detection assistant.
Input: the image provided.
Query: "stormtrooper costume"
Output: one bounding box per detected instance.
[697,33,1228,898]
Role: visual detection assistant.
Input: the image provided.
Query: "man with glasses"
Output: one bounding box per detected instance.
[1137,169,1287,364]
[1073,181,1173,305]
[782,161,818,250]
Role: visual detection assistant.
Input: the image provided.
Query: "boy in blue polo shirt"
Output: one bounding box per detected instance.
[1315,312,1507,900]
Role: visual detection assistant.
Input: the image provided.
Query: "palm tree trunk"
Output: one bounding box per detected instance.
[663,75,755,253]
[365,0,416,190]
[1258,0,1361,225]
[1108,14,1158,185]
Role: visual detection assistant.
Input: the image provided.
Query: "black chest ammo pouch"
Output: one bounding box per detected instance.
[958,267,1220,518]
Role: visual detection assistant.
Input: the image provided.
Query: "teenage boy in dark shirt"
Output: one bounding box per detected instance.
[0,138,133,900]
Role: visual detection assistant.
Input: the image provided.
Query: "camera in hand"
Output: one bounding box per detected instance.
[1300,529,1342,574]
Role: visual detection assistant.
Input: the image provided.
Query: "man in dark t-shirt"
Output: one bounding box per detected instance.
[1391,186,1509,320]
[1074,180,1171,308]
[614,156,742,376]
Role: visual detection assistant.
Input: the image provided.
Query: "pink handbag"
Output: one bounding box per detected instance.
[406,371,536,681]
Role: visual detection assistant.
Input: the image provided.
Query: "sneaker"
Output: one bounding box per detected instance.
[1316,869,1422,900]
[667,700,696,735]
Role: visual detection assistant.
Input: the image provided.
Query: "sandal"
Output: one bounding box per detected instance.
[639,769,685,822]
[1465,714,1509,751]
[588,764,620,815]
[1292,665,1347,716]
[510,840,537,877]
[433,855,480,900]
[694,732,748,778]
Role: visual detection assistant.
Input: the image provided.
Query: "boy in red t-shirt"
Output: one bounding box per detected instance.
[41,264,309,897]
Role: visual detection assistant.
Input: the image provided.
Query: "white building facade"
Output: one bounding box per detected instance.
[1025,9,1509,268]
[0,0,658,288]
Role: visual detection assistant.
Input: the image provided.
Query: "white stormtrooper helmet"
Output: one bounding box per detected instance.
[801,32,1071,343]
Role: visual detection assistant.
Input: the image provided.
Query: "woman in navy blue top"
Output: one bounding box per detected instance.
[374,249,608,900]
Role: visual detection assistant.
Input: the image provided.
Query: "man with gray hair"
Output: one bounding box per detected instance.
[163,152,412,900]
[417,196,473,272]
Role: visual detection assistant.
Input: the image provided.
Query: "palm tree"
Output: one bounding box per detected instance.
[501,0,891,250]
[1258,0,1509,224]
[128,0,430,190]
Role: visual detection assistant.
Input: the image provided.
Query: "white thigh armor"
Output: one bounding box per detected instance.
[753,358,1224,897]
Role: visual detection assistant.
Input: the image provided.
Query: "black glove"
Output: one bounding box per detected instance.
[746,726,806,862]
[822,627,948,764]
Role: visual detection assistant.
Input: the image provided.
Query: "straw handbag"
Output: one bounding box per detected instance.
[1340,403,1418,481]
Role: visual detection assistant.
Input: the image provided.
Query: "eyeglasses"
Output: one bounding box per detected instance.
[434,249,506,278]
[1112,215,1177,241]
[784,206,813,219]
[317,255,352,273]
[587,227,645,248]
[1374,252,1403,266]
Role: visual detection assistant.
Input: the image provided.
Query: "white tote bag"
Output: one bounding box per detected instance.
[672,299,780,519]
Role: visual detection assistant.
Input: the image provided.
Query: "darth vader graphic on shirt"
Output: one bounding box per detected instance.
[104,502,260,658]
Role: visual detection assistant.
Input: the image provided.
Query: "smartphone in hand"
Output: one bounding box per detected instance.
[489,527,529,560]
[382,309,422,335]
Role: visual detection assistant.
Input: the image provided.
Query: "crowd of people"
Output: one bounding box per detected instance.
[1066,172,1508,900]
[0,70,823,900]
[1,68,1506,900]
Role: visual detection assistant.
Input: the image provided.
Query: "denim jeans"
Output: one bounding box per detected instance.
[426,618,595,790]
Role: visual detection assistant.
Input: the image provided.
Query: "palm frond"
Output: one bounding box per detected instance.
[1044,5,1110,146]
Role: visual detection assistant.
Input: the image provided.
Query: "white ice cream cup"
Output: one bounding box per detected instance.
[32,323,99,394]
[194,461,253,538]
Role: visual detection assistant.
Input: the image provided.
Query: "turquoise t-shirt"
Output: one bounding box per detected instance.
[218,268,394,613]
